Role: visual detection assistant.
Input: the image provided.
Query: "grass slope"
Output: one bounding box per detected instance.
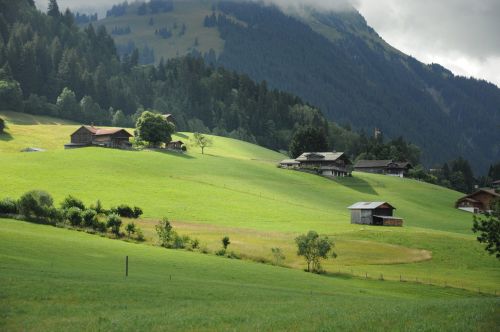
[0,112,499,293]
[0,219,498,331]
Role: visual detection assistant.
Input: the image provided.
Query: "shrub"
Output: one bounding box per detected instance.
[81,209,98,228]
[215,248,226,256]
[222,236,231,250]
[18,190,55,220]
[111,204,140,218]
[0,197,18,214]
[172,234,187,249]
[155,217,174,247]
[125,222,136,238]
[66,207,83,226]
[90,200,104,215]
[94,220,107,233]
[0,117,5,133]
[106,214,122,236]
[181,144,187,152]
[135,228,145,241]
[132,206,143,218]
[191,238,200,249]
[61,195,85,211]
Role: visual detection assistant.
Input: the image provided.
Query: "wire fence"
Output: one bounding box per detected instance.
[332,267,498,296]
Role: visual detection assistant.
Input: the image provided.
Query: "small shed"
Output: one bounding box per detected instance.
[347,202,403,227]
[167,140,184,150]
[279,159,300,168]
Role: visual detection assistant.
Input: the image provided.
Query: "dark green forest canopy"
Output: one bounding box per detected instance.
[212,1,500,174]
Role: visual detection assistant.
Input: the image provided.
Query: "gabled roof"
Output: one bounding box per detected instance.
[76,126,132,137]
[347,202,396,210]
[280,159,300,164]
[354,160,393,168]
[354,160,412,169]
[296,152,347,162]
[458,188,500,201]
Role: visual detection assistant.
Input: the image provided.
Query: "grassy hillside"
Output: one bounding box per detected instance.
[1,112,499,294]
[0,113,500,292]
[1,219,498,331]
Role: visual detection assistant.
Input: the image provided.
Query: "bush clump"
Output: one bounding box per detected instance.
[106,214,122,236]
[81,209,98,228]
[65,207,83,226]
[0,197,18,214]
[61,195,86,211]
[111,204,143,218]
[18,190,59,223]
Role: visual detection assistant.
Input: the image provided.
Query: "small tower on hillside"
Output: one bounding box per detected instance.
[374,128,382,140]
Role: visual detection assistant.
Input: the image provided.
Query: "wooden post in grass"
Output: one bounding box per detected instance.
[125,256,128,277]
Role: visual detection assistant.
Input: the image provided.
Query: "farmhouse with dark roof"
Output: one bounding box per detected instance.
[65,125,132,149]
[279,152,352,177]
[455,188,500,213]
[354,160,413,178]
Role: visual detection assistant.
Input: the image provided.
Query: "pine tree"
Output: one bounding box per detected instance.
[47,0,60,18]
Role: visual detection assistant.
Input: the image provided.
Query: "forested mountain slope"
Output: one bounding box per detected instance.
[95,0,500,173]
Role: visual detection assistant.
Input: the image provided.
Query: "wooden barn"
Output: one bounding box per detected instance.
[455,188,500,213]
[348,202,403,226]
[65,125,132,149]
[167,140,184,150]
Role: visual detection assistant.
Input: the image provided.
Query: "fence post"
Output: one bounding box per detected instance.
[125,255,128,277]
[365,272,368,279]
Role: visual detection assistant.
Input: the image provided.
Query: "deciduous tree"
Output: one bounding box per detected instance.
[472,199,500,259]
[295,231,336,273]
[191,132,212,154]
[135,111,175,147]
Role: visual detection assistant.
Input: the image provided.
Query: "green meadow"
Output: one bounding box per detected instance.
[0,111,499,329]
[0,219,498,331]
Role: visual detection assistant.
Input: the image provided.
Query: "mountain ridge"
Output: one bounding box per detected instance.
[94,0,499,173]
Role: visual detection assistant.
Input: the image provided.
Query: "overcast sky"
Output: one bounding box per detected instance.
[35,0,500,86]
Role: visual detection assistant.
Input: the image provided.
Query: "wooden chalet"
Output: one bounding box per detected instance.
[279,152,352,177]
[492,180,500,189]
[167,140,184,150]
[455,188,500,213]
[65,125,132,149]
[354,160,413,178]
[348,202,403,226]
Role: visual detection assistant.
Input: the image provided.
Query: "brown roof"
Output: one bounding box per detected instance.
[354,160,412,169]
[81,126,132,137]
[296,152,350,163]
[459,188,500,201]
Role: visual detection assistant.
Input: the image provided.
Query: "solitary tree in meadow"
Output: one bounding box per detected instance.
[191,132,212,154]
[295,231,336,273]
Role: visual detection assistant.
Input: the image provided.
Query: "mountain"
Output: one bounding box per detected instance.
[95,0,500,174]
